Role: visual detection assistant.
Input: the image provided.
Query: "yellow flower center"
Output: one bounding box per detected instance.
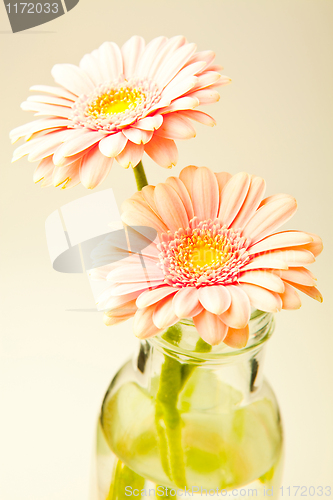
[158,219,251,288]
[189,242,227,268]
[87,87,145,117]
[177,234,231,274]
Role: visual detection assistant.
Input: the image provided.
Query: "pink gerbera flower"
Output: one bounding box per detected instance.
[92,166,323,347]
[10,36,229,189]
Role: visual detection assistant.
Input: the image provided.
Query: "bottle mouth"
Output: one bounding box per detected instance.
[148,310,275,364]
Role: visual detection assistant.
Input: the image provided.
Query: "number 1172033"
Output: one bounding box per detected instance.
[6,3,59,14]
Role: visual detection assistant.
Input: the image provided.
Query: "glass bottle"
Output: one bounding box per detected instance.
[90,310,283,500]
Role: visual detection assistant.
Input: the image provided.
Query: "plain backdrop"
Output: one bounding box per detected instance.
[0,1,332,499]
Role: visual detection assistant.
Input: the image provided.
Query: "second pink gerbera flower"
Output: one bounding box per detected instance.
[92,166,323,347]
[10,36,229,189]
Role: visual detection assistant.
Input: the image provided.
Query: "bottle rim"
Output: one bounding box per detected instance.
[148,310,275,364]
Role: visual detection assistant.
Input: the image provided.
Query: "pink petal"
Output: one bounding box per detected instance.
[178,109,216,127]
[179,165,198,197]
[240,283,283,313]
[231,176,266,229]
[104,300,138,326]
[104,313,132,327]
[165,177,194,220]
[104,313,134,327]
[27,94,73,107]
[51,63,95,96]
[241,253,289,272]
[123,128,153,145]
[279,282,302,310]
[192,166,219,220]
[215,171,232,196]
[248,230,313,255]
[186,50,216,71]
[173,287,203,318]
[218,172,251,227]
[272,268,316,287]
[190,71,222,92]
[29,129,63,142]
[223,325,249,349]
[268,249,315,267]
[96,42,123,81]
[153,295,179,329]
[284,282,323,303]
[157,76,198,107]
[99,132,128,157]
[158,61,204,98]
[144,135,178,169]
[111,282,163,296]
[97,291,141,311]
[210,75,232,88]
[242,195,297,244]
[198,286,231,315]
[102,227,158,259]
[10,118,70,144]
[30,84,76,101]
[133,115,163,131]
[21,101,72,119]
[194,310,228,345]
[140,185,159,214]
[33,157,55,185]
[136,287,176,309]
[296,233,323,257]
[121,192,150,213]
[122,210,168,235]
[121,36,145,78]
[186,89,220,105]
[53,147,92,168]
[79,145,113,189]
[52,159,81,189]
[133,305,161,339]
[146,36,187,81]
[56,130,106,158]
[136,36,168,77]
[108,263,164,284]
[27,130,71,162]
[79,53,104,87]
[162,96,200,114]
[23,130,82,163]
[155,43,197,88]
[116,141,144,168]
[238,270,285,293]
[154,183,189,232]
[155,113,196,140]
[219,285,251,329]
[223,326,249,349]
[258,193,287,207]
[205,65,224,72]
[10,120,42,144]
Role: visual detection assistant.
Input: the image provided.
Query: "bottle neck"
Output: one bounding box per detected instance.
[135,310,275,402]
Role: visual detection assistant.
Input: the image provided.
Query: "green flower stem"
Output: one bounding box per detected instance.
[155,354,186,488]
[133,161,148,191]
[107,461,145,500]
[180,337,212,390]
[155,325,212,489]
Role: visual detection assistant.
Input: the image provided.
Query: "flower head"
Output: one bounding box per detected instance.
[92,166,323,347]
[10,36,229,189]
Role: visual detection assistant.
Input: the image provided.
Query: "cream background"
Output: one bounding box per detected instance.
[0,1,332,499]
